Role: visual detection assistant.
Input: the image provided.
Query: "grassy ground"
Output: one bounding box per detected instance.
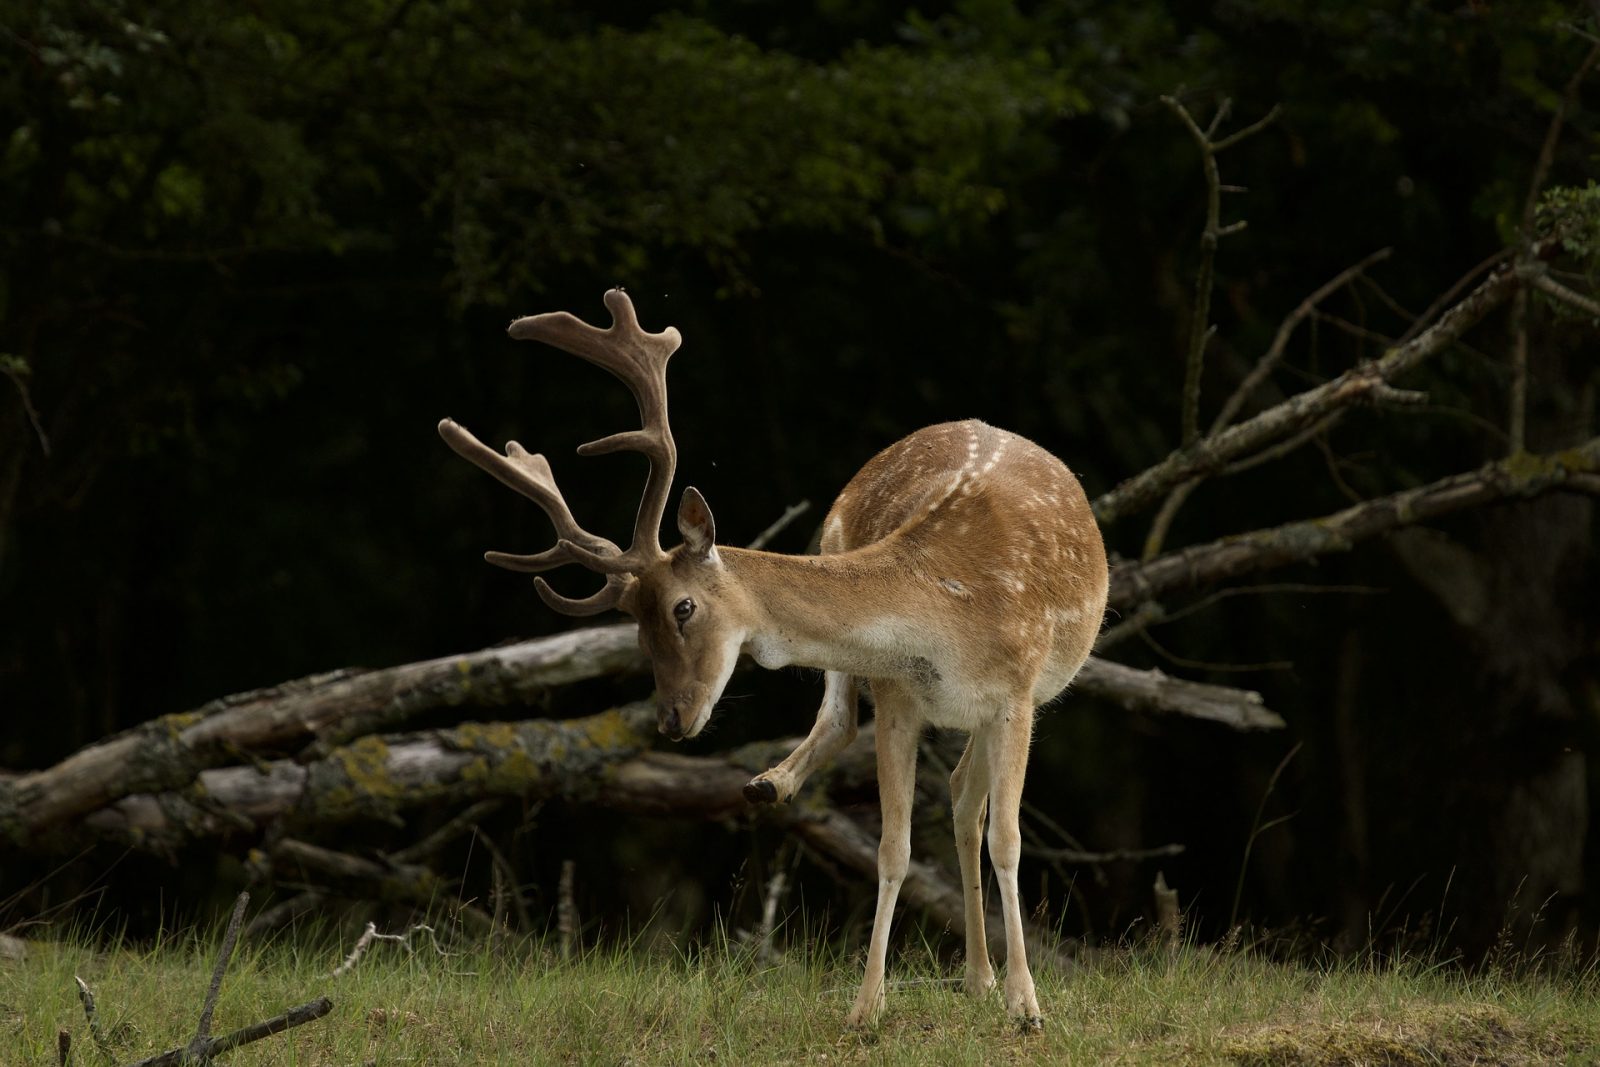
[4,923,1598,1065]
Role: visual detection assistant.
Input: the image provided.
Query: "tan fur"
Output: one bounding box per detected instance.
[444,293,1108,1031]
[708,419,1109,1028]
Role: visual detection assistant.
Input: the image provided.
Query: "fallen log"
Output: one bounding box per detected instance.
[81,708,1071,972]
[1,629,1278,847]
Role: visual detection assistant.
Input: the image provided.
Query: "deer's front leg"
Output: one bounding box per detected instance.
[745,671,857,804]
[846,694,919,1028]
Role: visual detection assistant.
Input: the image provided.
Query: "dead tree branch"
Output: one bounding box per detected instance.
[1111,435,1600,609]
[1074,658,1283,730]
[267,838,483,927]
[5,629,1280,849]
[1534,272,1600,319]
[1027,841,1186,864]
[1094,250,1540,525]
[125,998,333,1067]
[83,703,659,849]
[745,500,812,551]
[1160,95,1282,448]
[330,921,445,979]
[1510,41,1600,452]
[1142,248,1393,561]
[0,623,642,846]
[72,976,112,1059]
[187,892,248,1061]
[103,892,334,1066]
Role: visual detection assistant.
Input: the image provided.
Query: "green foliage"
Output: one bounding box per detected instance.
[1541,181,1600,271]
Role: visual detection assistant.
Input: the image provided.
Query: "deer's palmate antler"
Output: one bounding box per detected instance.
[441,290,1110,1034]
[438,288,680,615]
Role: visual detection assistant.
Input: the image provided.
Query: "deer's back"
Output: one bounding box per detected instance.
[821,419,1108,705]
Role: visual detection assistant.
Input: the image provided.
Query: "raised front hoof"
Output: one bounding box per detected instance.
[743,778,780,805]
[1015,1014,1045,1036]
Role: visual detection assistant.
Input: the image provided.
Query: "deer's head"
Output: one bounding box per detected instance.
[439,290,743,740]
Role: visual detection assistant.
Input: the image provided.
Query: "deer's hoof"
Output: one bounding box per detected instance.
[743,778,779,805]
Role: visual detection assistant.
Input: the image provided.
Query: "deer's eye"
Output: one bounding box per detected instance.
[673,598,696,627]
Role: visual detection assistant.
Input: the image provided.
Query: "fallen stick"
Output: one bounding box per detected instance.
[83,891,337,1066]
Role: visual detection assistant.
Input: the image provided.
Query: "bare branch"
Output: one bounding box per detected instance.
[1141,247,1392,560]
[1154,872,1182,950]
[745,500,812,551]
[182,998,333,1062]
[751,867,788,963]
[1395,247,1513,345]
[72,976,112,1059]
[1500,37,1596,458]
[1519,41,1600,241]
[1094,256,1527,524]
[390,798,506,865]
[1074,657,1283,730]
[1212,104,1284,152]
[1,362,50,458]
[1095,600,1167,651]
[1025,842,1187,864]
[1161,95,1279,448]
[1219,413,1343,477]
[1534,273,1600,319]
[114,889,333,1067]
[1111,435,1600,608]
[1510,287,1530,453]
[187,891,248,1060]
[123,999,334,1067]
[331,921,444,978]
[1142,479,1200,561]
[268,838,478,927]
[1215,248,1394,434]
[557,859,578,960]
[243,891,324,939]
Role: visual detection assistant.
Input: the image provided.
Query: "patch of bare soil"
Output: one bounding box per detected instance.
[1222,1005,1579,1066]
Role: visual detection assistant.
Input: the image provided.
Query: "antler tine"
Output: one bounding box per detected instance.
[507,289,682,569]
[437,417,626,613]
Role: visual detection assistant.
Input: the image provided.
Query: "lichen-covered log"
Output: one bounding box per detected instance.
[0,621,1280,846]
[75,710,1071,971]
[84,703,657,849]
[1108,436,1600,609]
[0,624,639,847]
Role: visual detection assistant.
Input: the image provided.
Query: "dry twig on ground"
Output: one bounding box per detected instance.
[74,892,333,1066]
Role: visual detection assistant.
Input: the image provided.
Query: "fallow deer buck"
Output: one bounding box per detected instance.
[439,289,1108,1031]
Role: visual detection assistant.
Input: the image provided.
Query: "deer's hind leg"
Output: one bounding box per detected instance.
[986,699,1043,1031]
[950,732,996,998]
[745,670,857,804]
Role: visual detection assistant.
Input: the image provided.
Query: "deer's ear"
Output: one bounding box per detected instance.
[677,486,719,562]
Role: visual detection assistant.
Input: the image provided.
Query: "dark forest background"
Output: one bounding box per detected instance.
[2,0,1598,960]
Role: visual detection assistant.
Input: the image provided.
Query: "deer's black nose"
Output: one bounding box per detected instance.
[658,703,684,741]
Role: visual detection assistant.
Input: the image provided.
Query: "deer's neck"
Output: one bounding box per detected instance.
[721,545,934,678]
